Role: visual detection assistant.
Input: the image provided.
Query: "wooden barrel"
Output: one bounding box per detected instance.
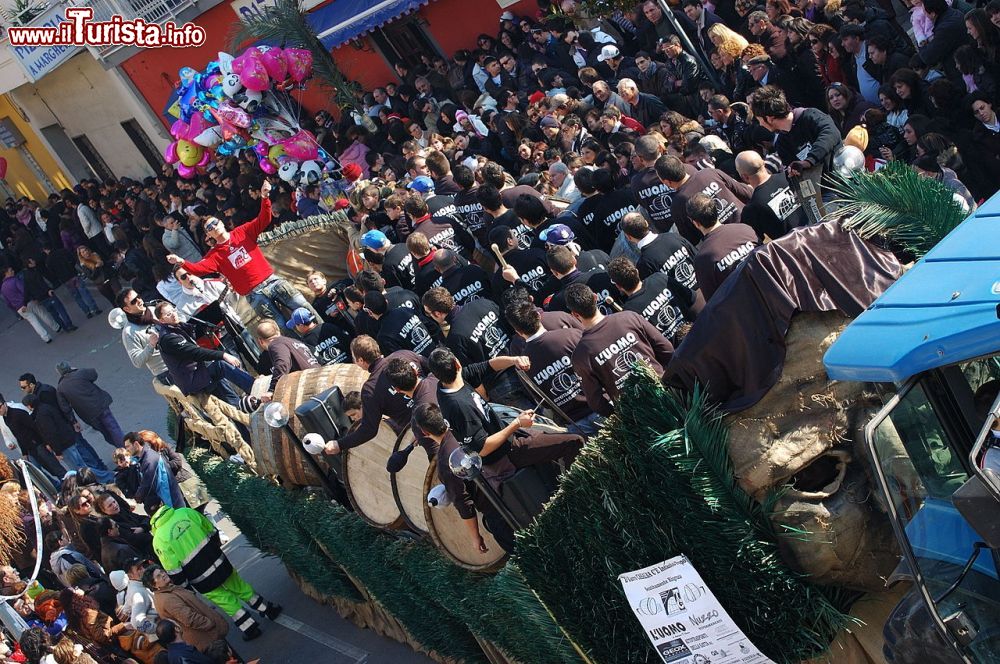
[249,364,369,488]
[342,419,404,529]
[390,429,431,535]
[423,462,507,572]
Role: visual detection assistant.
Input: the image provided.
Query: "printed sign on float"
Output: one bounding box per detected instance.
[619,555,775,664]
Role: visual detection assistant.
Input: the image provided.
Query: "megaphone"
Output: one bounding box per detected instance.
[302,432,326,455]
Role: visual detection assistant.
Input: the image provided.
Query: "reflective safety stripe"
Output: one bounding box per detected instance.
[180,534,212,566]
[233,609,258,632]
[189,557,234,594]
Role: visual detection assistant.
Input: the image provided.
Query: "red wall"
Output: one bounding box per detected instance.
[330,43,394,94]
[121,3,241,129]
[120,0,537,127]
[421,0,533,56]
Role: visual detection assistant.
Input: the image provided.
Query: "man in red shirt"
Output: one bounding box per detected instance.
[166,179,317,329]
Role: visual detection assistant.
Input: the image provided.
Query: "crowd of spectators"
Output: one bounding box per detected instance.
[1,0,1000,656]
[0,428,257,664]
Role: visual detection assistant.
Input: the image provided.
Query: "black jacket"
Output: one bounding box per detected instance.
[31,402,76,453]
[626,93,668,128]
[21,266,53,303]
[56,368,113,426]
[773,107,843,174]
[3,406,43,455]
[157,322,225,396]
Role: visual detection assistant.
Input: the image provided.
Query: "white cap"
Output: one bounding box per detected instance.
[110,570,129,591]
[597,44,621,62]
[500,10,514,20]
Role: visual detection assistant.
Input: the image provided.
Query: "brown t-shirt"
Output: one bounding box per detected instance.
[266,337,320,391]
[523,327,591,422]
[571,311,674,416]
[693,223,759,301]
[339,351,427,450]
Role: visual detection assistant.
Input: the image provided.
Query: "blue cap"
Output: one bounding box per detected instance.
[407,175,435,194]
[540,223,575,245]
[285,307,316,330]
[361,229,390,251]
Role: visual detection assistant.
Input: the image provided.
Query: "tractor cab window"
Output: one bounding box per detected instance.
[868,378,1000,660]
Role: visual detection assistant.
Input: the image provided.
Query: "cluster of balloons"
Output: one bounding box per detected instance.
[166,47,342,188]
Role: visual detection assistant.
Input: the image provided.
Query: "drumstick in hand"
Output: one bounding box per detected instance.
[604,296,623,313]
[490,243,509,269]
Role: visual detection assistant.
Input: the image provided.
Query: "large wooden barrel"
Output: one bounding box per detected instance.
[423,462,507,572]
[342,419,405,529]
[390,429,431,535]
[249,364,369,487]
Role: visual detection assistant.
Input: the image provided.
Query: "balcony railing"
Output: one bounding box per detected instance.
[68,0,200,57]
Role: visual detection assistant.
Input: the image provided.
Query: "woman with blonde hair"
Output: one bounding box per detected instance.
[708,23,749,55]
[709,25,755,101]
[74,245,118,307]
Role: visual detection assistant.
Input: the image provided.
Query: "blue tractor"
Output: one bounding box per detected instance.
[825,193,1000,663]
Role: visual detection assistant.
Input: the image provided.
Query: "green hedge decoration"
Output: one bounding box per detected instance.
[515,368,852,664]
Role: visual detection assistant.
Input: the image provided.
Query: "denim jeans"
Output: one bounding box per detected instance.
[61,443,115,483]
[206,360,254,407]
[247,276,317,330]
[488,370,533,410]
[42,296,74,329]
[92,409,124,448]
[69,280,100,315]
[73,433,111,470]
[568,411,604,438]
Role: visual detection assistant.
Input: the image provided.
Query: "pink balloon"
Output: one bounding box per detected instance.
[259,158,277,175]
[283,48,313,84]
[240,58,270,92]
[280,130,318,161]
[260,47,287,82]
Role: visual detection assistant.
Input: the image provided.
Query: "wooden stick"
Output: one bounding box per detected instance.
[604,296,623,313]
[489,243,509,269]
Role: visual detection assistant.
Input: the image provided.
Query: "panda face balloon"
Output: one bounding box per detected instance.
[299,160,322,186]
[222,73,243,99]
[278,160,300,184]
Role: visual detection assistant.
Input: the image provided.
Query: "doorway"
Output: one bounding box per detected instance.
[369,15,443,71]
[39,123,93,183]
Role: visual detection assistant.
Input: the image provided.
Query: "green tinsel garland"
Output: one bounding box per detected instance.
[187,450,361,602]
[515,367,853,664]
[293,494,486,663]
[186,449,582,664]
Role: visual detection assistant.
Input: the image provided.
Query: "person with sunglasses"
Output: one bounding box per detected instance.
[166,179,318,329]
[115,288,170,384]
[170,265,227,323]
[153,302,253,409]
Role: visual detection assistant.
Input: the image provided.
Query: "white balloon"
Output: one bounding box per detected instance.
[834,145,865,176]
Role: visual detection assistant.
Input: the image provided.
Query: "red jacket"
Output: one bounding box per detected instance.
[182,198,274,295]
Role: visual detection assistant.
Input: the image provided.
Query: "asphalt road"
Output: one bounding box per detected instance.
[0,285,432,664]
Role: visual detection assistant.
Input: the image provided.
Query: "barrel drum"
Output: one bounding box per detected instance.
[342,419,405,529]
[390,430,431,535]
[423,462,508,572]
[249,364,369,488]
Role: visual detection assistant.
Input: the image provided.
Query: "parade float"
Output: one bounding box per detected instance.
[165,163,1000,664]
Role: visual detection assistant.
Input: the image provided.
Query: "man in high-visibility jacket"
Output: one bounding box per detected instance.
[151,505,281,640]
